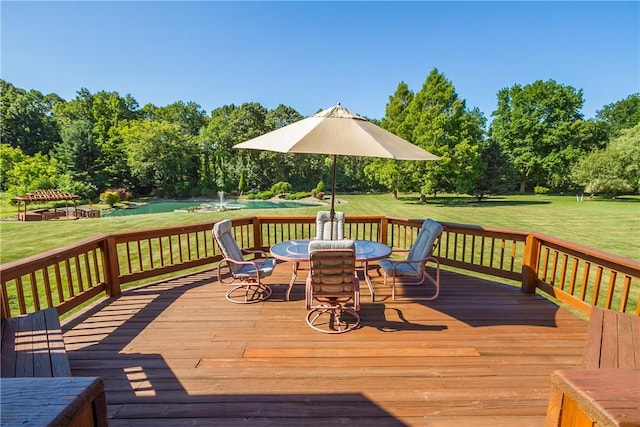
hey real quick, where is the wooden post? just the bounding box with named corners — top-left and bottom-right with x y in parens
top-left (522, 233), bottom-right (540, 294)
top-left (380, 216), bottom-right (389, 245)
top-left (102, 236), bottom-right (122, 298)
top-left (252, 217), bottom-right (263, 251)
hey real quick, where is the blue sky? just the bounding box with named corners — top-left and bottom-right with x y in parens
top-left (2, 1), bottom-right (638, 122)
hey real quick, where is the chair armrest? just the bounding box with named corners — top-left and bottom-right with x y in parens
top-left (387, 255), bottom-right (439, 274)
top-left (241, 249), bottom-right (269, 259)
top-left (217, 257), bottom-right (263, 283)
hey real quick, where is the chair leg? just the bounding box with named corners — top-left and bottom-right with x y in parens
top-left (390, 262), bottom-right (440, 301)
top-left (225, 282), bottom-right (272, 304)
top-left (306, 305), bottom-right (360, 334)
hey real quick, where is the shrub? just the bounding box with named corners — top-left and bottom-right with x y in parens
top-left (585, 178), bottom-right (633, 196)
top-left (316, 191), bottom-right (325, 200)
top-left (534, 186), bottom-right (549, 195)
top-left (284, 192), bottom-right (311, 200)
top-left (100, 191), bottom-right (121, 207)
top-left (310, 188), bottom-right (317, 197)
top-left (255, 190), bottom-right (274, 200)
top-left (270, 181), bottom-right (292, 195)
top-left (316, 181), bottom-right (325, 193)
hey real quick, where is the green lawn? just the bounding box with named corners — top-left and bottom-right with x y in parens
top-left (1, 194), bottom-right (639, 264)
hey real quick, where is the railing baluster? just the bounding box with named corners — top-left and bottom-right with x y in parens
top-left (126, 242), bottom-right (133, 274)
top-left (604, 270), bottom-right (616, 309)
top-left (92, 249), bottom-right (101, 284)
top-left (84, 252), bottom-right (93, 289)
top-left (137, 240), bottom-right (144, 271)
top-left (585, 265), bottom-right (602, 303)
top-left (559, 254), bottom-right (568, 291)
top-left (490, 238), bottom-right (495, 268)
top-left (569, 258), bottom-right (579, 294)
top-left (65, 259), bottom-right (75, 297)
top-left (75, 256), bottom-right (84, 292)
top-left (541, 248), bottom-right (550, 282)
top-left (54, 263), bottom-right (64, 304)
top-left (29, 272), bottom-right (40, 311)
top-left (16, 277), bottom-right (26, 315)
top-left (42, 266), bottom-right (53, 308)
top-left (580, 262), bottom-right (591, 301)
top-left (550, 250), bottom-right (559, 286)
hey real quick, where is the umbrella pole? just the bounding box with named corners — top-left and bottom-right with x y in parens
top-left (329, 154), bottom-right (338, 240)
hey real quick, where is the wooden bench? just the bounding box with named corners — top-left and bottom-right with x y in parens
top-left (1, 308), bottom-right (72, 377)
top-left (1, 308), bottom-right (108, 426)
top-left (546, 308), bottom-right (640, 426)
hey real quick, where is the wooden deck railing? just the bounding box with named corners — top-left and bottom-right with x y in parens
top-left (1, 215), bottom-right (638, 319)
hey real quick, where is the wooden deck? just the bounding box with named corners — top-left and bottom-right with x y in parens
top-left (61, 263), bottom-right (589, 426)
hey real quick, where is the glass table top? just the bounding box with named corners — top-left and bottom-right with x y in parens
top-left (270, 239), bottom-right (391, 261)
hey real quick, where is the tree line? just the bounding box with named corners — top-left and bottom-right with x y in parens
top-left (1, 69), bottom-right (638, 204)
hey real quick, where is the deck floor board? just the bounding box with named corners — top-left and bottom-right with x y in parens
top-left (62, 266), bottom-right (587, 426)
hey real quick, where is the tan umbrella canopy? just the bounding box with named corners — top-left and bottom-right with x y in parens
top-left (234, 103), bottom-right (440, 236)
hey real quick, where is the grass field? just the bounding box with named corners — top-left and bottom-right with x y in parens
top-left (1, 193), bottom-right (638, 265)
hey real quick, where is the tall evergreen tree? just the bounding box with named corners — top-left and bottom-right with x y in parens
top-left (365, 82), bottom-right (417, 197)
top-left (401, 69), bottom-right (485, 199)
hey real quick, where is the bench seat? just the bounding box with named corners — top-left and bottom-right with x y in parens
top-left (582, 307), bottom-right (640, 369)
top-left (1, 307), bottom-right (71, 378)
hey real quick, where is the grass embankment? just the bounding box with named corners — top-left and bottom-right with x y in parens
top-left (1, 194), bottom-right (638, 264)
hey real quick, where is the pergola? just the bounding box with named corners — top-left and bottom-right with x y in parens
top-left (13, 189), bottom-right (80, 221)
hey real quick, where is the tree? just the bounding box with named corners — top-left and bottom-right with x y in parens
top-left (0, 144), bottom-right (26, 191)
top-left (4, 152), bottom-right (60, 197)
top-left (470, 138), bottom-right (514, 200)
top-left (490, 79), bottom-right (586, 192)
top-left (365, 82), bottom-right (417, 197)
top-left (0, 80), bottom-right (61, 155)
top-left (571, 123), bottom-right (640, 196)
top-left (143, 101), bottom-right (207, 137)
top-left (53, 120), bottom-right (100, 178)
top-left (120, 120), bottom-right (200, 197)
top-left (52, 120), bottom-right (101, 198)
top-left (400, 69), bottom-right (485, 199)
top-left (596, 93), bottom-right (640, 139)
top-left (53, 88), bottom-right (140, 190)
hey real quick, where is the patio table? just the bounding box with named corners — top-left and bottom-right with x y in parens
top-left (270, 239), bottom-right (391, 302)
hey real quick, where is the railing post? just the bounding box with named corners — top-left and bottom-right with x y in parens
top-left (102, 236), bottom-right (122, 298)
top-left (252, 217), bottom-right (263, 251)
top-left (522, 233), bottom-right (540, 294)
top-left (380, 216), bottom-right (389, 245)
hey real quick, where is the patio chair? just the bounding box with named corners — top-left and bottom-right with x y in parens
top-left (315, 210), bottom-right (345, 240)
top-left (212, 219), bottom-right (275, 304)
top-left (379, 219), bottom-right (443, 301)
top-left (305, 239), bottom-right (360, 333)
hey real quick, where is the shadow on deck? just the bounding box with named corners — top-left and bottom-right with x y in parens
top-left (61, 264), bottom-right (588, 426)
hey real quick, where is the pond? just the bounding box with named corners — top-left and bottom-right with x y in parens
top-left (102, 200), bottom-right (316, 217)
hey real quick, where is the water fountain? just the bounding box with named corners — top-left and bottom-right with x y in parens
top-left (194, 191), bottom-right (242, 213)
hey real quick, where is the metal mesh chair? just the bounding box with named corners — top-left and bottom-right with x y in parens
top-left (212, 220), bottom-right (275, 304)
top-left (315, 211), bottom-right (345, 240)
top-left (305, 239), bottom-right (360, 333)
top-left (379, 219), bottom-right (443, 301)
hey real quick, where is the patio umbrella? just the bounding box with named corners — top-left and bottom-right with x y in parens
top-left (233, 103), bottom-right (440, 237)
